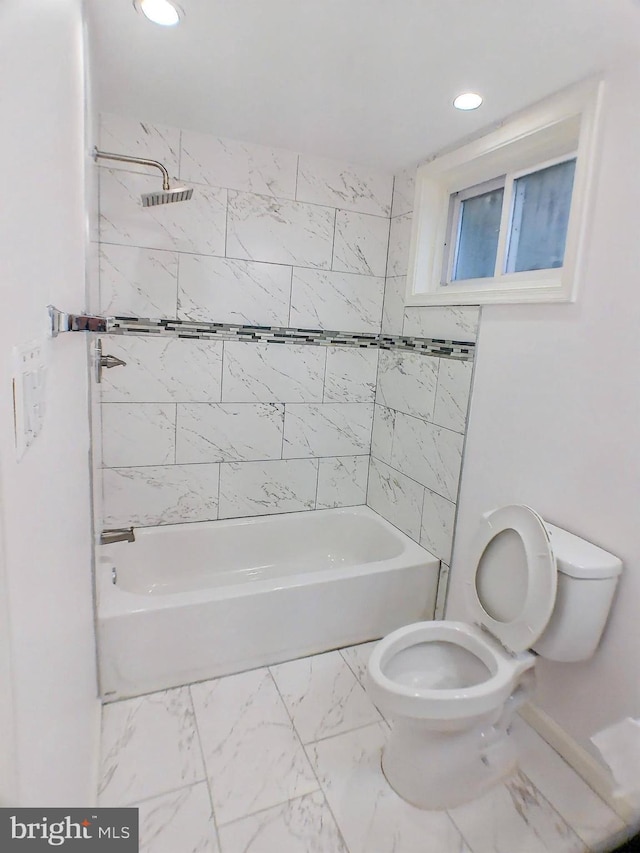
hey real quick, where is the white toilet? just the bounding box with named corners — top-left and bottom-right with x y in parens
top-left (366, 504), bottom-right (622, 810)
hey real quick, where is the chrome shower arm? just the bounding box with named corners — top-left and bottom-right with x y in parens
top-left (93, 147), bottom-right (171, 190)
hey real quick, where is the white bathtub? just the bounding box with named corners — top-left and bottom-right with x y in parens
top-left (97, 506), bottom-right (439, 701)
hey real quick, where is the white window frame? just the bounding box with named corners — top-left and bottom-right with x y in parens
top-left (406, 80), bottom-right (604, 306)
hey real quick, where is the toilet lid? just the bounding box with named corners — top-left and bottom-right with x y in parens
top-left (465, 505), bottom-right (557, 653)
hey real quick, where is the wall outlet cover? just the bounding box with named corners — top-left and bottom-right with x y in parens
top-left (12, 341), bottom-right (47, 460)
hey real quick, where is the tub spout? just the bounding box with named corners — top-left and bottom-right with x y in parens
top-left (101, 527), bottom-right (135, 545)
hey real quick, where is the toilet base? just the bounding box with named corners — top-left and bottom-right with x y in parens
top-left (381, 716), bottom-right (518, 810)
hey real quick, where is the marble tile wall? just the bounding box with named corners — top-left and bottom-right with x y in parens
top-left (368, 168), bottom-right (479, 563)
top-left (95, 114), bottom-right (393, 527)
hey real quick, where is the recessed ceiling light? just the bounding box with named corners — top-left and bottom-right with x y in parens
top-left (134, 0), bottom-right (182, 26)
top-left (453, 93), bottom-right (483, 111)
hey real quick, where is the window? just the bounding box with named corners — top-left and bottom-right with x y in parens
top-left (407, 81), bottom-right (603, 305)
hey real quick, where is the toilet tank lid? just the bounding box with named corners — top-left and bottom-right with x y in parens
top-left (546, 524), bottom-right (623, 579)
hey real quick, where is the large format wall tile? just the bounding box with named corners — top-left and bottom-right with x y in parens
top-left (332, 210), bottom-right (389, 277)
top-left (95, 115), bottom-right (477, 537)
top-left (433, 358), bottom-right (474, 433)
top-left (391, 166), bottom-right (416, 218)
top-left (290, 268), bottom-right (384, 333)
top-left (376, 350), bottom-right (438, 420)
top-left (323, 347), bottom-right (378, 403)
top-left (180, 131), bottom-right (298, 198)
top-left (370, 405), bottom-right (395, 465)
top-left (100, 169), bottom-right (227, 256)
top-left (420, 488), bottom-right (456, 564)
top-left (219, 459), bottom-right (318, 518)
top-left (102, 403), bottom-right (176, 468)
top-left (103, 464), bottom-right (220, 528)
top-left (386, 212), bottom-right (413, 277)
top-left (222, 342), bottom-right (325, 403)
top-left (190, 669), bottom-right (318, 824)
top-left (381, 275), bottom-right (406, 336)
top-left (366, 458), bottom-right (423, 541)
top-left (403, 305), bottom-right (480, 342)
top-left (297, 155), bottom-right (393, 217)
top-left (99, 244), bottom-right (178, 318)
top-left (99, 113), bottom-right (181, 178)
top-left (391, 412), bottom-right (463, 501)
top-left (316, 456), bottom-right (369, 509)
top-left (226, 192), bottom-right (335, 268)
top-left (100, 336), bottom-right (223, 403)
top-left (176, 403), bottom-right (284, 464)
top-left (177, 254), bottom-right (291, 326)
top-left (283, 403), bottom-right (373, 458)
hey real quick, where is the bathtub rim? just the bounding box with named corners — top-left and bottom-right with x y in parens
top-left (97, 505), bottom-right (438, 617)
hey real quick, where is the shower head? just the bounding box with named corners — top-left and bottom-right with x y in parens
top-left (93, 147), bottom-right (194, 206)
top-left (141, 185), bottom-right (194, 207)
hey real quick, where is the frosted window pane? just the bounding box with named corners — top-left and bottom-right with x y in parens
top-left (453, 188), bottom-right (504, 281)
top-left (506, 159), bottom-right (576, 273)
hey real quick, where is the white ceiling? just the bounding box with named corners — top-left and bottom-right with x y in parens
top-left (86, 0), bottom-right (640, 173)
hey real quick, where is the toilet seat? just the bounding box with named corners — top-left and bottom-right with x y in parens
top-left (367, 505), bottom-right (557, 723)
top-left (466, 505), bottom-right (557, 653)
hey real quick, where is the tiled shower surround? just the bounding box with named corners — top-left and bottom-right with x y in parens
top-left (94, 114), bottom-right (478, 566)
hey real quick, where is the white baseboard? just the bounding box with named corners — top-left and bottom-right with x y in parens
top-left (520, 702), bottom-right (638, 826)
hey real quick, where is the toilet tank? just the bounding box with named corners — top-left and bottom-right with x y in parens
top-left (532, 524), bottom-right (622, 662)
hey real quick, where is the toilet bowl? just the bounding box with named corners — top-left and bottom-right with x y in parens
top-left (366, 504), bottom-right (622, 810)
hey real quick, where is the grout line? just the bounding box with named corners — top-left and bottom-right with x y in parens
top-left (280, 404), bottom-right (286, 460)
top-left (173, 403), bottom-right (178, 464)
top-left (321, 346), bottom-right (329, 404)
top-left (174, 252), bottom-right (181, 319)
top-left (369, 451), bottom-right (454, 505)
top-left (301, 718), bottom-right (385, 747)
top-left (417, 482), bottom-right (427, 545)
top-left (99, 163), bottom-right (389, 217)
top-left (223, 189), bottom-right (229, 258)
top-left (287, 265), bottom-right (294, 327)
top-left (215, 790), bottom-right (326, 831)
top-left (116, 777), bottom-right (211, 810)
top-left (266, 668), bottom-right (352, 853)
top-left (98, 240), bottom-right (388, 278)
top-left (313, 456), bottom-right (321, 510)
top-left (100, 450), bottom-right (371, 470)
top-left (188, 684), bottom-right (224, 851)
top-left (330, 209), bottom-right (338, 270)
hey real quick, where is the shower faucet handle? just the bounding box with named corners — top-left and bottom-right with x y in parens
top-left (95, 339), bottom-right (127, 383)
top-left (100, 354), bottom-right (127, 369)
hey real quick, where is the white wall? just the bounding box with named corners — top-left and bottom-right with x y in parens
top-left (0, 0), bottom-right (100, 804)
top-left (447, 58), bottom-right (640, 764)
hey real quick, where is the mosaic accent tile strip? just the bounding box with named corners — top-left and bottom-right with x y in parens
top-left (59, 311), bottom-right (475, 360)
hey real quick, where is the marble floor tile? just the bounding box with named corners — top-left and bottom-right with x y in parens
top-left (448, 769), bottom-right (587, 853)
top-left (99, 687), bottom-right (206, 807)
top-left (307, 724), bottom-right (471, 853)
top-left (270, 651), bottom-right (382, 744)
top-left (340, 641), bottom-right (380, 687)
top-left (218, 791), bottom-right (348, 853)
top-left (134, 783), bottom-right (219, 853)
top-left (512, 717), bottom-right (625, 850)
top-left (190, 668), bottom-right (318, 825)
